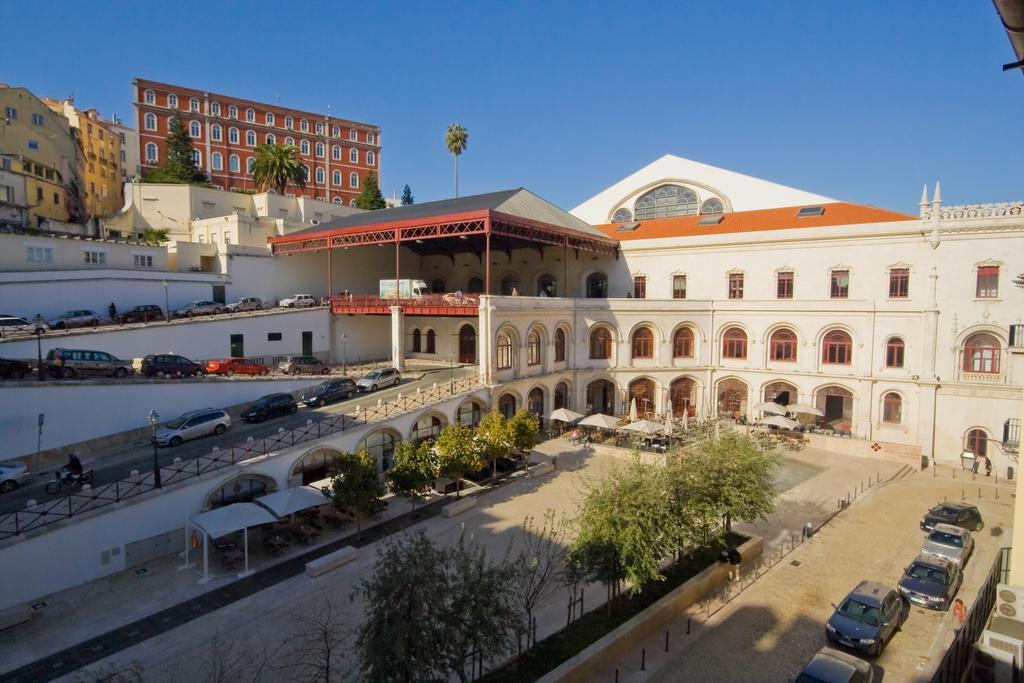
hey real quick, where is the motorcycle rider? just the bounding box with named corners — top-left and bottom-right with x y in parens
top-left (62, 453), bottom-right (84, 481)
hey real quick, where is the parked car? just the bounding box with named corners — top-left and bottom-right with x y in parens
top-left (0, 316), bottom-right (48, 335)
top-left (897, 555), bottom-right (962, 611)
top-left (825, 581), bottom-right (908, 657)
top-left (356, 367), bottom-right (401, 392)
top-left (302, 378), bottom-right (358, 407)
top-left (278, 355), bottom-right (329, 375)
top-left (48, 309), bottom-right (102, 329)
top-left (45, 348), bottom-right (133, 379)
top-left (920, 502), bottom-right (984, 532)
top-left (278, 294), bottom-right (316, 308)
top-left (153, 408), bottom-right (230, 447)
top-left (206, 357), bottom-right (270, 376)
top-left (0, 460), bottom-right (30, 494)
top-left (141, 354), bottom-right (206, 378)
top-left (0, 357), bottom-right (32, 379)
top-left (173, 300), bottom-right (224, 318)
top-left (225, 297), bottom-right (265, 313)
top-left (117, 304), bottom-right (165, 323)
top-left (241, 393), bottom-right (298, 422)
top-left (796, 646), bottom-right (875, 683)
top-left (921, 523), bottom-right (974, 566)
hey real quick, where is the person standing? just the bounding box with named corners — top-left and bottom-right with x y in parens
top-left (727, 547), bottom-right (742, 582)
top-left (984, 455), bottom-right (992, 477)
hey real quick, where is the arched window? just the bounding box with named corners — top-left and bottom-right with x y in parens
top-left (246, 130), bottom-right (256, 146)
top-left (631, 327), bottom-right (654, 359)
top-left (769, 329), bottom-right (797, 362)
top-left (211, 124), bottom-right (222, 141)
top-left (966, 429), bottom-right (988, 458)
top-left (528, 387), bottom-right (544, 422)
top-left (210, 102), bottom-right (221, 116)
top-left (700, 198), bottom-right (725, 214)
top-left (301, 165), bottom-right (310, 180)
top-left (332, 170), bottom-right (341, 186)
top-left (315, 142), bottom-right (325, 158)
top-left (189, 120), bottom-right (201, 138)
top-left (266, 133), bottom-right (276, 144)
top-left (963, 333), bottom-right (1001, 374)
top-left (458, 400), bottom-right (483, 427)
top-left (612, 207), bottom-right (632, 223)
top-left (496, 332), bottom-right (513, 370)
top-left (245, 108), bottom-right (255, 122)
top-left (332, 145), bottom-right (341, 160)
top-left (189, 97), bottom-right (200, 112)
top-left (300, 139), bottom-right (310, 154)
top-left (291, 449), bottom-right (341, 485)
top-left (467, 276), bottom-right (484, 294)
top-left (284, 137), bottom-right (294, 146)
top-left (554, 328), bottom-right (566, 362)
top-left (411, 415), bottom-right (443, 443)
top-left (673, 328), bottom-right (694, 358)
top-left (144, 89), bottom-right (155, 105)
top-left (265, 112), bottom-right (275, 126)
top-left (498, 394), bottom-right (517, 419)
top-left (228, 104), bottom-right (238, 119)
top-left (586, 379), bottom-right (616, 415)
top-left (246, 157), bottom-right (255, 173)
top-left (349, 172), bottom-right (359, 188)
top-left (629, 378), bottom-right (656, 417)
top-left (537, 274), bottom-right (556, 297)
top-left (300, 119), bottom-right (309, 132)
top-left (367, 131), bottom-right (376, 144)
top-left (284, 116), bottom-right (294, 130)
top-left (145, 142), bottom-right (158, 163)
top-left (882, 392), bottom-right (902, 424)
top-left (412, 329), bottom-right (421, 353)
top-left (229, 154), bottom-right (240, 173)
top-left (167, 94), bottom-right (178, 109)
top-left (590, 327), bottom-right (613, 359)
top-left (367, 150), bottom-right (376, 165)
top-left (360, 430), bottom-right (397, 470)
top-left (143, 112), bottom-right (157, 131)
top-left (332, 125), bottom-right (340, 137)
top-left (586, 272), bottom-right (608, 298)
top-left (349, 148), bottom-right (358, 163)
top-left (500, 274), bottom-right (519, 296)
top-left (333, 197), bottom-right (342, 204)
top-left (633, 184), bottom-right (699, 220)
top-left (190, 149), bottom-right (202, 167)
top-left (208, 476), bottom-right (270, 509)
top-left (670, 377), bottom-right (696, 416)
top-left (527, 330), bottom-right (542, 366)
top-left (315, 168), bottom-right (325, 184)
top-left (211, 152), bottom-right (223, 171)
top-left (316, 122), bottom-right (324, 135)
top-left (554, 381), bottom-right (570, 410)
top-left (426, 329), bottom-right (436, 354)
top-left (822, 330), bottom-right (853, 365)
top-left (722, 328), bottom-right (747, 359)
top-left (885, 337), bottom-right (905, 368)
top-left (228, 127), bottom-right (239, 144)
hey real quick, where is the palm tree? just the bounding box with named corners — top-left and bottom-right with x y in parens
top-left (444, 123), bottom-right (469, 198)
top-left (251, 143), bottom-right (307, 195)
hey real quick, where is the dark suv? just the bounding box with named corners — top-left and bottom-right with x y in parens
top-left (919, 502), bottom-right (984, 532)
top-left (278, 355), bottom-right (329, 375)
top-left (302, 378), bottom-right (357, 407)
top-left (826, 581), bottom-right (908, 657)
top-left (241, 393), bottom-right (298, 422)
top-left (141, 354), bottom-right (206, 378)
top-left (45, 348), bottom-right (133, 379)
top-left (118, 305), bottom-right (165, 324)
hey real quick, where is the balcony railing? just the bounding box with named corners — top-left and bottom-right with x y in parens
top-left (331, 293), bottom-right (479, 316)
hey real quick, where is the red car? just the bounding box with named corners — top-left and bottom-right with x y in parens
top-left (206, 357), bottom-right (270, 377)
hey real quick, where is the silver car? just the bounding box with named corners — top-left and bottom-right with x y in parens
top-left (225, 297), bottom-right (265, 312)
top-left (356, 367), bottom-right (401, 392)
top-left (0, 460), bottom-right (30, 494)
top-left (921, 523), bottom-right (974, 566)
top-left (49, 309), bottom-right (102, 329)
top-left (173, 300), bottom-right (224, 318)
top-left (153, 408), bottom-right (230, 447)
top-left (0, 316), bottom-right (48, 335)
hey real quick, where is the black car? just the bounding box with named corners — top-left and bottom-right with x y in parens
top-left (118, 305), bottom-right (165, 324)
top-left (302, 378), bottom-right (357, 407)
top-left (141, 354), bottom-right (206, 378)
top-left (920, 502), bottom-right (984, 532)
top-left (897, 555), bottom-right (962, 611)
top-left (241, 393), bottom-right (298, 422)
top-left (825, 581), bottom-right (909, 657)
top-left (0, 357), bottom-right (32, 380)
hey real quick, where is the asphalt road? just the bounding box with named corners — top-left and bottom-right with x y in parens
top-left (1, 364), bottom-right (477, 514)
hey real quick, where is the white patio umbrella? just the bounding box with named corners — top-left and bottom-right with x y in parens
top-left (619, 419), bottom-right (665, 436)
top-left (255, 485), bottom-right (330, 518)
top-left (664, 401), bottom-right (674, 435)
top-left (759, 415), bottom-right (799, 430)
top-left (787, 403), bottom-right (824, 417)
top-left (629, 398), bottom-right (638, 422)
top-left (549, 408), bottom-right (584, 423)
top-left (752, 401), bottom-right (788, 415)
top-left (579, 413), bottom-right (620, 429)
top-left (681, 408), bottom-right (689, 431)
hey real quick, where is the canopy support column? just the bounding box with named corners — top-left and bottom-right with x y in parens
top-left (199, 532), bottom-right (210, 584)
top-left (391, 306), bottom-right (405, 372)
top-left (484, 218), bottom-right (491, 296)
top-left (327, 248), bottom-right (333, 299)
top-left (239, 528), bottom-right (252, 578)
top-left (562, 236), bottom-right (568, 297)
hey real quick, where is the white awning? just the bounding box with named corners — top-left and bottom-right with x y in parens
top-left (549, 408), bottom-right (584, 423)
top-left (192, 502), bottom-right (279, 540)
top-left (255, 485), bottom-right (331, 518)
top-left (579, 413), bottom-right (620, 429)
top-left (759, 415), bottom-right (799, 430)
top-left (618, 419), bottom-right (665, 435)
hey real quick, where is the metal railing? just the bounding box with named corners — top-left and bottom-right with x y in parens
top-left (0, 374), bottom-right (482, 540)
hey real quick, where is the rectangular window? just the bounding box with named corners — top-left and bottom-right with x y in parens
top-left (633, 275), bottom-right (646, 299)
top-left (672, 274), bottom-right (687, 299)
top-left (84, 251), bottom-right (106, 265)
top-left (977, 266), bottom-right (999, 298)
top-left (888, 268), bottom-right (909, 298)
top-left (36, 187), bottom-right (43, 201)
top-left (28, 140), bottom-right (39, 150)
top-left (776, 271), bottom-right (794, 299)
top-left (133, 254), bottom-right (153, 267)
top-left (267, 332), bottom-right (282, 342)
top-left (0, 184), bottom-right (11, 202)
top-left (728, 273), bottom-right (744, 299)
top-left (53, 192), bottom-right (60, 204)
top-left (830, 270), bottom-right (849, 298)
top-left (4, 106), bottom-right (15, 119)
top-left (32, 113), bottom-right (44, 126)
top-left (26, 247), bottom-right (53, 263)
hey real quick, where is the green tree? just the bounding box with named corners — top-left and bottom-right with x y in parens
top-left (434, 424), bottom-right (484, 497)
top-left (251, 143), bottom-right (307, 195)
top-left (387, 439), bottom-right (436, 511)
top-left (400, 184), bottom-right (414, 205)
top-left (507, 408), bottom-right (540, 454)
top-left (325, 449), bottom-right (385, 538)
top-left (142, 113), bottom-right (207, 185)
top-left (474, 410), bottom-right (511, 485)
top-left (444, 123), bottom-right (469, 197)
top-left (140, 227), bottom-right (168, 245)
top-left (356, 530), bottom-right (450, 682)
top-left (355, 172), bottom-right (387, 210)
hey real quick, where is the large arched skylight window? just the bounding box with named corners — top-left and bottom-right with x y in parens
top-left (633, 184), bottom-right (699, 220)
top-left (700, 198), bottom-right (725, 214)
top-left (612, 207), bottom-right (632, 223)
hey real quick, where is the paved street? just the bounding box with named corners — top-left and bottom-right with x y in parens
top-left (0, 363), bottom-right (477, 514)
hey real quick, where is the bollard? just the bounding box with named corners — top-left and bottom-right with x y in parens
top-left (615, 669), bottom-right (619, 683)
top-left (979, 487), bottom-right (982, 500)
top-left (861, 481), bottom-right (864, 493)
top-left (641, 648), bottom-right (646, 671)
top-left (996, 487), bottom-right (1000, 500)
top-left (665, 629), bottom-right (669, 652)
top-left (962, 488), bottom-right (965, 501)
top-left (687, 617), bottom-right (692, 634)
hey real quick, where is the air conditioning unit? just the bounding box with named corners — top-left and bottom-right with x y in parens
top-left (995, 584), bottom-right (1024, 622)
top-left (972, 640), bottom-right (1017, 683)
top-left (982, 627), bottom-right (1024, 667)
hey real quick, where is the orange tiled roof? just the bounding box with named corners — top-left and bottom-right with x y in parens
top-left (595, 202), bottom-right (915, 241)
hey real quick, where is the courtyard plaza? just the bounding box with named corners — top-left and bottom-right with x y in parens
top-left (0, 435), bottom-right (922, 682)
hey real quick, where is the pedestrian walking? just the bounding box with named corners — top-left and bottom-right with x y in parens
top-left (727, 547), bottom-right (742, 582)
top-left (985, 455), bottom-right (992, 477)
top-left (108, 302), bottom-right (117, 320)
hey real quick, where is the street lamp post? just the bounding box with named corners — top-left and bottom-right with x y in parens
top-left (148, 410), bottom-right (162, 489)
top-left (162, 279), bottom-right (170, 323)
top-left (35, 325), bottom-right (45, 381)
top-left (449, 347), bottom-right (455, 392)
top-left (341, 333), bottom-right (347, 375)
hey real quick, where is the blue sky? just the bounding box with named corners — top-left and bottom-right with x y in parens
top-left (3, 1), bottom-right (1021, 213)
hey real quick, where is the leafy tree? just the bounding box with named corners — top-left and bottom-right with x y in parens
top-left (444, 123), bottom-right (469, 197)
top-left (400, 184), bottom-right (414, 205)
top-left (142, 113), bottom-right (207, 185)
top-left (140, 227), bottom-right (168, 245)
top-left (357, 530), bottom-right (450, 682)
top-left (507, 408), bottom-right (540, 454)
top-left (354, 172), bottom-right (387, 210)
top-left (434, 424), bottom-right (484, 497)
top-left (325, 449), bottom-right (385, 538)
top-left (251, 143), bottom-right (307, 195)
top-left (474, 410), bottom-right (511, 485)
top-left (387, 439), bottom-right (436, 510)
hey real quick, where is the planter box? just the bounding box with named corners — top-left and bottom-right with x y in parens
top-left (305, 546), bottom-right (358, 577)
top-left (442, 497), bottom-right (477, 518)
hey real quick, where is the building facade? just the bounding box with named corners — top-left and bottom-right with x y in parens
top-left (110, 117), bottom-right (139, 185)
top-left (133, 78), bottom-right (381, 205)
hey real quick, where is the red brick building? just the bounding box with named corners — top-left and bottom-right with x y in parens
top-left (133, 78), bottom-right (381, 205)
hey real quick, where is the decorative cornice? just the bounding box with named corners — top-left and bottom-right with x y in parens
top-left (922, 202), bottom-right (1024, 220)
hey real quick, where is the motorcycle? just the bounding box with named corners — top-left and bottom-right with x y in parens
top-left (44, 466), bottom-right (95, 494)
